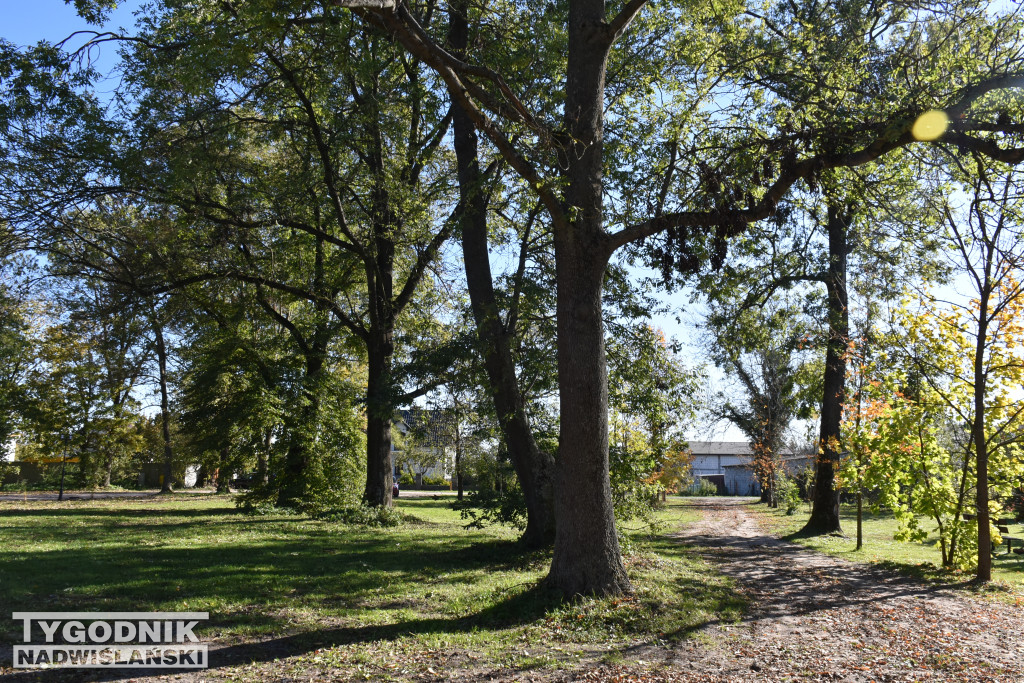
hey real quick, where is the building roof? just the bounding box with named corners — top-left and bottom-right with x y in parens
top-left (686, 441), bottom-right (753, 456)
top-left (396, 409), bottom-right (455, 449)
top-left (688, 441), bottom-right (798, 457)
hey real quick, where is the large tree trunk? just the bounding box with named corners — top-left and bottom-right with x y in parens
top-left (545, 0), bottom-right (631, 596)
top-left (802, 202), bottom-right (851, 534)
top-left (154, 322), bottom-right (174, 494)
top-left (547, 242), bottom-right (629, 595)
top-left (446, 0), bottom-right (556, 548)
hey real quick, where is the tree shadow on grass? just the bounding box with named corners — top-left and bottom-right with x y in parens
top-left (1, 581), bottom-right (567, 683)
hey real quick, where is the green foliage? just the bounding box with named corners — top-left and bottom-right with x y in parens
top-left (310, 504), bottom-right (405, 528)
top-left (456, 482), bottom-right (528, 532)
top-left (776, 472), bottom-right (801, 515)
top-left (679, 478), bottom-right (720, 497)
top-left (606, 322), bottom-right (704, 520)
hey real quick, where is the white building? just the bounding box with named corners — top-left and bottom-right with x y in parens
top-left (392, 409), bottom-right (455, 486)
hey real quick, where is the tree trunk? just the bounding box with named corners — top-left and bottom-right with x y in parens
top-left (216, 446), bottom-right (232, 493)
top-left (547, 242), bottom-right (629, 596)
top-left (447, 0), bottom-right (555, 547)
top-left (277, 350), bottom-right (324, 508)
top-left (258, 428), bottom-right (271, 485)
top-left (545, 1), bottom-right (631, 596)
top-left (154, 321), bottom-right (174, 494)
top-left (802, 202), bottom-right (851, 535)
top-left (455, 420), bottom-right (464, 501)
top-left (363, 338), bottom-right (394, 507)
top-left (974, 291), bottom-right (992, 582)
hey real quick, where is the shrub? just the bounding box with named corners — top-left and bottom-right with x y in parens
top-left (311, 504), bottom-right (404, 527)
top-left (421, 474), bottom-right (450, 488)
top-left (776, 472), bottom-right (801, 515)
top-left (679, 478), bottom-right (719, 496)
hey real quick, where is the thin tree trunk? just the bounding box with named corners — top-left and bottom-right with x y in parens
top-left (277, 350), bottom-right (324, 508)
top-left (216, 446), bottom-right (232, 493)
top-left (258, 428), bottom-right (271, 485)
top-left (974, 292), bottom-right (992, 582)
top-left (154, 321), bottom-right (174, 494)
top-left (446, 0), bottom-right (555, 547)
top-left (803, 202), bottom-right (851, 535)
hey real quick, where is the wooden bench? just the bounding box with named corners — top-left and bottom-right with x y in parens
top-left (1000, 536), bottom-right (1023, 554)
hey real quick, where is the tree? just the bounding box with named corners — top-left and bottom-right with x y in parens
top-left (329, 0), bottom-right (1020, 595)
top-left (607, 323), bottom-right (701, 519)
top-left (896, 160), bottom-right (1024, 581)
top-left (0, 256), bottom-right (34, 447)
top-left (22, 306), bottom-right (146, 489)
top-left (705, 301), bottom-right (816, 507)
top-left (446, 0), bottom-right (558, 547)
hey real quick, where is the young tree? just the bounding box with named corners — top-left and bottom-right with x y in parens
top-left (898, 161), bottom-right (1024, 581)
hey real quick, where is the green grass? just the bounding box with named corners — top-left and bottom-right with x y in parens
top-left (0, 493), bottom-right (742, 677)
top-left (755, 501), bottom-right (1024, 591)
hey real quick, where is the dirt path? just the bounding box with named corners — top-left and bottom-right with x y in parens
top-left (654, 497), bottom-right (1024, 682)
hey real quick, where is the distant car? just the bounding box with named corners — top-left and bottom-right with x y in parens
top-left (392, 480), bottom-right (400, 498)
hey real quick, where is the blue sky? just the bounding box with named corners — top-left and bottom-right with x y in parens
top-left (3, 0), bottom-right (142, 70)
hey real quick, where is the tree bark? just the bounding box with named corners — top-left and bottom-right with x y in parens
top-left (446, 0), bottom-right (556, 548)
top-left (216, 446), bottom-right (232, 493)
top-left (277, 348), bottom-right (324, 508)
top-left (547, 240), bottom-right (630, 595)
top-left (543, 0), bottom-right (632, 596)
top-left (363, 334), bottom-right (395, 507)
top-left (154, 321), bottom-right (174, 494)
top-left (974, 290), bottom-right (992, 582)
top-left (258, 428), bottom-right (271, 485)
top-left (802, 202), bottom-right (851, 535)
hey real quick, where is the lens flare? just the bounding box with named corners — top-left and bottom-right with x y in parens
top-left (911, 110), bottom-right (950, 141)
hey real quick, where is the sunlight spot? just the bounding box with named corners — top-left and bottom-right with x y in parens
top-left (911, 110), bottom-right (949, 141)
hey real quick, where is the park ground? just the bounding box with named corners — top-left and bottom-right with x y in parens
top-left (0, 494), bottom-right (1022, 682)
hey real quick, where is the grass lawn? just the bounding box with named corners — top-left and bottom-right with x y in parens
top-left (0, 493), bottom-right (744, 678)
top-left (755, 501), bottom-right (1024, 593)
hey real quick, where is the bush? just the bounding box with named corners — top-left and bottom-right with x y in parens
top-left (454, 484), bottom-right (527, 531)
top-left (679, 478), bottom-right (719, 496)
top-left (776, 472), bottom-right (801, 515)
top-left (235, 490), bottom-right (302, 516)
top-left (311, 504), bottom-right (404, 527)
top-left (421, 475), bottom-right (450, 488)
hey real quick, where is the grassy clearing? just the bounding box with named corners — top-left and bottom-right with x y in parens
top-left (754, 501), bottom-right (1024, 594)
top-left (0, 493), bottom-right (743, 678)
